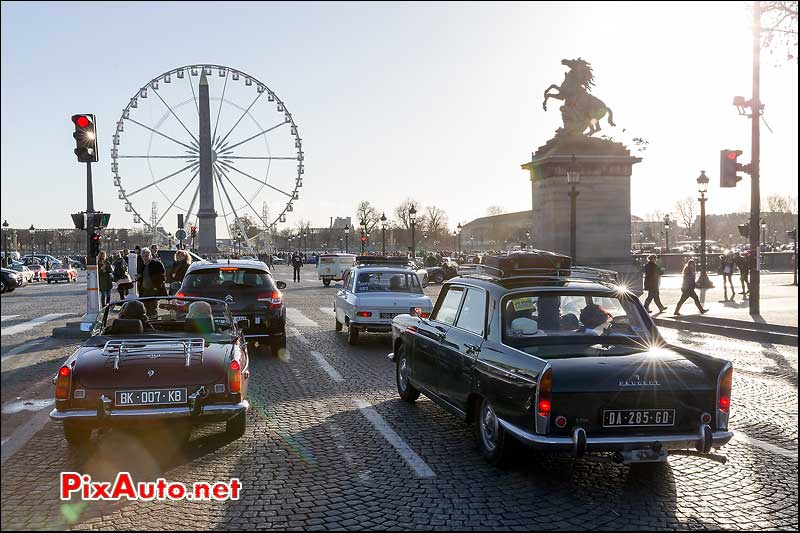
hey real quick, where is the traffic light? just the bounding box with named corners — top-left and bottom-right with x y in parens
top-left (71, 114), bottom-right (99, 163)
top-left (190, 226), bottom-right (197, 238)
top-left (788, 229), bottom-right (797, 240)
top-left (177, 214), bottom-right (184, 229)
top-left (361, 236), bottom-right (367, 243)
top-left (89, 231), bottom-right (101, 257)
top-left (720, 149), bottom-right (743, 187)
top-left (738, 223), bottom-right (750, 238)
top-left (91, 212), bottom-right (111, 228)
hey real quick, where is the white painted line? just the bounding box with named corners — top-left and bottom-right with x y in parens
top-left (353, 398), bottom-right (435, 478)
top-left (1, 313), bottom-right (70, 336)
top-left (1, 337), bottom-right (48, 361)
top-left (2, 398), bottom-right (54, 414)
top-left (0, 406), bottom-right (53, 465)
top-left (287, 326), bottom-right (309, 346)
top-left (733, 430), bottom-right (798, 460)
top-left (310, 351), bottom-right (343, 382)
top-left (1, 315), bottom-right (20, 322)
top-left (286, 308), bottom-right (319, 328)
top-left (319, 307), bottom-right (336, 317)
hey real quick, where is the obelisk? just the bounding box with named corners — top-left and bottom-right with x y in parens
top-left (197, 70), bottom-right (217, 255)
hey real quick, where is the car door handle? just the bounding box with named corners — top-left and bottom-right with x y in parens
top-left (464, 343), bottom-right (481, 354)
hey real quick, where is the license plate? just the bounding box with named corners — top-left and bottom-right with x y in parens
top-left (233, 316), bottom-right (247, 323)
top-left (115, 388), bottom-right (187, 407)
top-left (380, 312), bottom-right (398, 319)
top-left (602, 409), bottom-right (675, 427)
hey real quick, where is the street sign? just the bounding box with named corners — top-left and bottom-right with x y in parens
top-left (175, 229), bottom-right (187, 241)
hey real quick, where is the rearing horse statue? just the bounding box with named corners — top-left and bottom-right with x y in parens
top-left (542, 58), bottom-right (615, 136)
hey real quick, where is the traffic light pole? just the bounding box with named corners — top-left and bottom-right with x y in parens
top-left (749, 0), bottom-right (762, 316)
top-left (81, 161), bottom-right (100, 331)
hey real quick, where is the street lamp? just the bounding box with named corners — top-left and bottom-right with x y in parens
top-left (696, 170), bottom-right (714, 288)
top-left (236, 231), bottom-right (242, 256)
top-left (456, 222), bottom-right (462, 254)
top-left (344, 225), bottom-right (350, 254)
top-left (380, 212), bottom-right (387, 255)
top-left (525, 230), bottom-right (530, 250)
top-left (2, 220), bottom-right (8, 266)
top-left (359, 218), bottom-right (367, 254)
top-left (567, 155), bottom-right (581, 261)
top-left (664, 215), bottom-right (671, 253)
top-left (409, 205), bottom-right (417, 260)
top-left (29, 225), bottom-right (35, 257)
top-left (760, 218), bottom-right (767, 251)
top-left (303, 231), bottom-right (308, 254)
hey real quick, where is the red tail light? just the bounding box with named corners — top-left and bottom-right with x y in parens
top-left (357, 311), bottom-right (372, 317)
top-left (229, 359), bottom-right (242, 393)
top-left (718, 367), bottom-right (733, 413)
top-left (175, 291), bottom-right (186, 299)
top-left (537, 368), bottom-right (552, 417)
top-left (257, 291), bottom-right (283, 309)
top-left (55, 366), bottom-right (71, 400)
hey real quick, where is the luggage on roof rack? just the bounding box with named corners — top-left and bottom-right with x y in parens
top-left (478, 250), bottom-right (572, 278)
top-left (355, 255), bottom-right (411, 266)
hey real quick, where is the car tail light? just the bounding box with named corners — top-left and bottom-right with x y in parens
top-left (357, 311), bottom-right (372, 318)
top-left (257, 291), bottom-right (283, 309)
top-left (55, 366), bottom-right (71, 400)
top-left (555, 415), bottom-right (567, 428)
top-left (537, 368), bottom-right (552, 417)
top-left (228, 360), bottom-right (242, 393)
top-left (718, 366), bottom-right (732, 414)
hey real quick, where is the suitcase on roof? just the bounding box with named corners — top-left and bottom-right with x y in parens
top-left (479, 250), bottom-right (572, 278)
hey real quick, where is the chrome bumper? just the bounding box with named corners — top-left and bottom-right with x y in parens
top-left (50, 400), bottom-right (249, 425)
top-left (498, 418), bottom-right (733, 455)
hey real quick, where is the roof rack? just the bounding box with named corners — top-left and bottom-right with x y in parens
top-left (355, 255), bottom-right (411, 266)
top-left (463, 265), bottom-right (618, 284)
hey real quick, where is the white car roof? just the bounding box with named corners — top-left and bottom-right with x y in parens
top-left (186, 259), bottom-right (271, 273)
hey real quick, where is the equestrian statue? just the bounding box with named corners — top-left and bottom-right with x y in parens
top-left (542, 58), bottom-right (615, 137)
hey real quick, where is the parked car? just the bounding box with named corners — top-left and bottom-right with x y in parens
top-left (49, 296), bottom-right (251, 448)
top-left (9, 263), bottom-right (34, 284)
top-left (47, 265), bottom-right (78, 283)
top-left (317, 253), bottom-right (357, 287)
top-left (389, 250), bottom-right (733, 467)
top-left (27, 264), bottom-right (47, 282)
top-left (1, 268), bottom-right (21, 293)
top-left (335, 258), bottom-right (433, 345)
top-left (425, 260), bottom-right (459, 284)
top-left (176, 259), bottom-right (288, 355)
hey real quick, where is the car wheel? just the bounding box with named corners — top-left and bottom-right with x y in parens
top-left (63, 422), bottom-right (91, 448)
top-left (396, 343), bottom-right (420, 403)
top-left (476, 397), bottom-right (515, 466)
top-left (347, 325), bottom-right (359, 345)
top-left (226, 411), bottom-right (246, 439)
top-left (323, 279), bottom-right (331, 287)
top-left (270, 335), bottom-right (287, 357)
top-left (0, 281), bottom-right (5, 293)
top-left (433, 272), bottom-right (444, 284)
top-left (335, 314), bottom-right (343, 332)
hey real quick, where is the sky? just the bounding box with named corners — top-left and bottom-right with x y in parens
top-left (1, 1), bottom-right (797, 238)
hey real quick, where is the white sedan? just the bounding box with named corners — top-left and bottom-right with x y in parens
top-left (334, 266), bottom-right (433, 345)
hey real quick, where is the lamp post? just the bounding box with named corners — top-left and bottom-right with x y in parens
top-left (344, 225), bottom-right (350, 254)
top-left (696, 170), bottom-right (714, 288)
top-left (567, 155), bottom-right (580, 261)
top-left (2, 220), bottom-right (8, 266)
top-left (456, 222), bottom-right (462, 254)
top-left (359, 218), bottom-right (367, 255)
top-left (525, 230), bottom-right (530, 250)
top-left (760, 218), bottom-right (767, 251)
top-left (788, 228), bottom-right (797, 286)
top-left (236, 231), bottom-right (242, 256)
top-left (380, 212), bottom-right (387, 255)
top-left (303, 231), bottom-right (308, 254)
top-left (409, 205), bottom-right (417, 260)
top-left (29, 225), bottom-right (35, 257)
top-left (664, 215), bottom-right (671, 253)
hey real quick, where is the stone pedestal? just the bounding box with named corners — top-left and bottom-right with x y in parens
top-left (521, 135), bottom-right (643, 291)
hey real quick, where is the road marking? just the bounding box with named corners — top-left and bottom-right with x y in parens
top-left (2, 398), bottom-right (54, 414)
top-left (1, 315), bottom-right (20, 322)
top-left (353, 398), bottom-right (435, 478)
top-left (287, 326), bottom-right (308, 345)
top-left (0, 404), bottom-right (53, 465)
top-left (1, 337), bottom-right (48, 361)
top-left (286, 308), bottom-right (318, 328)
top-left (0, 313), bottom-right (70, 336)
top-left (733, 430), bottom-right (798, 459)
top-left (310, 351), bottom-right (343, 382)
top-left (319, 307), bottom-right (336, 317)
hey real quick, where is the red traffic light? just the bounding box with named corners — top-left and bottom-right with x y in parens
top-left (727, 152), bottom-right (737, 160)
top-left (76, 115), bottom-right (90, 128)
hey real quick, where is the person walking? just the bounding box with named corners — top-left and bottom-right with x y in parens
top-left (291, 251), bottom-right (303, 282)
top-left (168, 249), bottom-right (192, 288)
top-left (673, 259), bottom-right (708, 316)
top-left (113, 250), bottom-right (133, 300)
top-left (97, 251), bottom-right (114, 307)
top-left (642, 254), bottom-right (668, 313)
top-left (719, 250), bottom-right (736, 301)
top-left (138, 247), bottom-right (167, 316)
top-left (736, 251), bottom-right (751, 297)
top-left (267, 253), bottom-right (274, 271)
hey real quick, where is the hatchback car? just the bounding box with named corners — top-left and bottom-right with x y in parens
top-left (176, 260), bottom-right (288, 355)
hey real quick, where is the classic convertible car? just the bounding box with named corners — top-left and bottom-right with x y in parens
top-left (389, 251), bottom-right (733, 466)
top-left (50, 296), bottom-right (250, 448)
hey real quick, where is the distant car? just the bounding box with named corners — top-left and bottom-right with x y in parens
top-left (9, 263), bottom-right (34, 284)
top-left (27, 264), bottom-right (47, 282)
top-left (317, 253), bottom-right (357, 287)
top-left (272, 256), bottom-right (287, 265)
top-left (334, 260), bottom-right (433, 345)
top-left (1, 269), bottom-right (20, 293)
top-left (425, 261), bottom-right (459, 284)
top-left (47, 266), bottom-right (78, 283)
top-left (177, 260), bottom-right (288, 355)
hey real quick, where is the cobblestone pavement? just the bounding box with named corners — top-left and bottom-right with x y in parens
top-left (1, 266), bottom-right (797, 530)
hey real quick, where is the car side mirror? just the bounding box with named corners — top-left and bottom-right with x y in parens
top-left (237, 319), bottom-right (251, 330)
top-left (276, 281), bottom-right (287, 290)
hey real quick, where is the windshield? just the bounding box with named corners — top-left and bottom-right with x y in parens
top-left (94, 297), bottom-right (234, 335)
top-left (183, 268), bottom-right (275, 291)
top-left (501, 291), bottom-right (653, 351)
top-left (355, 271), bottom-right (423, 293)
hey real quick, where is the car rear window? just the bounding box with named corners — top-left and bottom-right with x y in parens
top-left (355, 271), bottom-right (422, 293)
top-left (183, 268), bottom-right (274, 290)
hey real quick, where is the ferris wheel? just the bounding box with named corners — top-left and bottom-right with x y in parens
top-left (111, 64), bottom-right (303, 251)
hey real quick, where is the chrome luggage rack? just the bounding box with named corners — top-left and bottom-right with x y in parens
top-left (102, 338), bottom-right (205, 370)
top-left (463, 265), bottom-right (619, 284)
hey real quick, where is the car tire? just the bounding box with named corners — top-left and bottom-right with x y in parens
top-left (323, 279), bottom-right (331, 287)
top-left (335, 314), bottom-right (343, 332)
top-left (226, 412), bottom-right (246, 439)
top-left (475, 397), bottom-right (515, 466)
top-left (270, 335), bottom-right (287, 357)
top-left (396, 343), bottom-right (420, 403)
top-left (433, 272), bottom-right (444, 284)
top-left (63, 422), bottom-right (91, 448)
top-left (0, 281), bottom-right (5, 293)
top-left (347, 325), bottom-right (359, 345)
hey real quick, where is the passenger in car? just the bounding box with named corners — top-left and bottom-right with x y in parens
top-left (115, 300), bottom-right (154, 331)
top-left (185, 301), bottom-right (215, 334)
top-left (389, 275), bottom-right (404, 291)
top-left (578, 303), bottom-right (613, 334)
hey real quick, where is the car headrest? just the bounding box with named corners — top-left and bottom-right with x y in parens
top-left (510, 317), bottom-right (541, 335)
top-left (185, 317), bottom-right (215, 334)
top-left (105, 319), bottom-right (144, 335)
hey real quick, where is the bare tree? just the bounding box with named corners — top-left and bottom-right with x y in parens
top-left (486, 205), bottom-right (505, 217)
top-left (675, 197), bottom-right (697, 239)
top-left (355, 201), bottom-right (381, 234)
top-left (424, 206), bottom-right (449, 240)
top-left (762, 1), bottom-right (798, 63)
top-left (394, 198), bottom-right (426, 230)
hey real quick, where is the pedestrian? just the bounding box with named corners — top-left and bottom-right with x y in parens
top-left (719, 250), bottom-right (736, 300)
top-left (736, 251), bottom-right (751, 297)
top-left (673, 259), bottom-right (708, 316)
top-left (138, 247), bottom-right (167, 316)
top-left (135, 245), bottom-right (144, 290)
top-left (267, 253), bottom-right (274, 271)
top-left (113, 251), bottom-right (133, 300)
top-left (168, 249), bottom-right (192, 287)
top-left (97, 251), bottom-right (114, 307)
top-left (291, 251), bottom-right (303, 282)
top-left (642, 254), bottom-right (668, 313)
